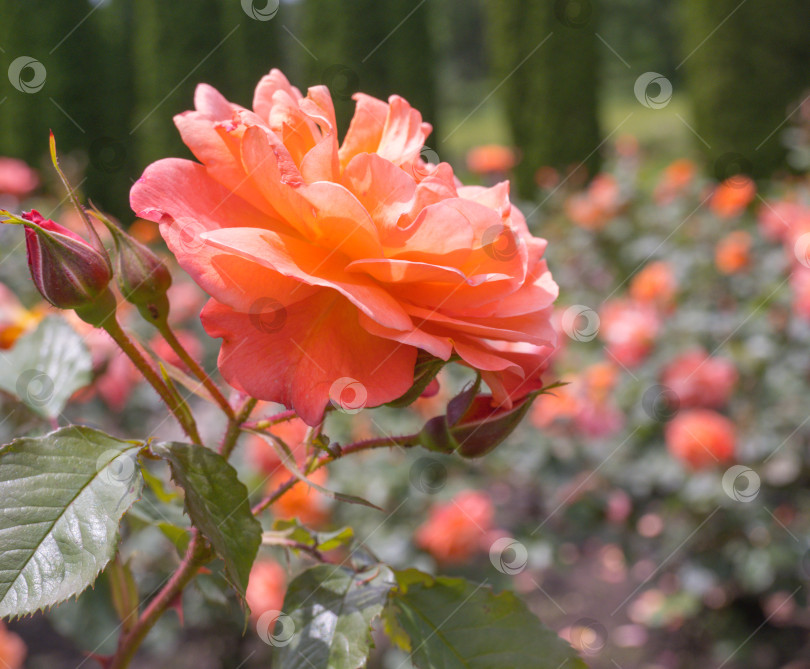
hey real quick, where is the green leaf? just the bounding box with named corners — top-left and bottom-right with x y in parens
top-left (264, 519), bottom-right (354, 554)
top-left (0, 316), bottom-right (92, 418)
top-left (276, 565), bottom-right (395, 669)
top-left (0, 426), bottom-right (143, 618)
top-left (384, 570), bottom-right (586, 669)
top-left (387, 352), bottom-right (447, 408)
top-left (152, 441), bottom-right (261, 599)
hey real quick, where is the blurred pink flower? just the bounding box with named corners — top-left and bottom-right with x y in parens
top-left (757, 200), bottom-right (808, 243)
top-left (0, 157), bottom-right (38, 199)
top-left (599, 299), bottom-right (659, 368)
top-left (564, 174), bottom-right (623, 231)
top-left (415, 490), bottom-right (494, 564)
top-left (790, 267), bottom-right (810, 320)
top-left (661, 348), bottom-right (737, 409)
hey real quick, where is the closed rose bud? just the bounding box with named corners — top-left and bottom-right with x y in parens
top-left (419, 378), bottom-right (537, 457)
top-left (92, 208), bottom-right (172, 322)
top-left (6, 210), bottom-right (112, 311)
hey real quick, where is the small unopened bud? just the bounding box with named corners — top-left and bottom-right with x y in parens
top-left (418, 377), bottom-right (537, 458)
top-left (4, 209), bottom-right (112, 311)
top-left (91, 207), bottom-right (172, 323)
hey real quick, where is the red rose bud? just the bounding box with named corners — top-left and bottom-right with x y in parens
top-left (91, 207), bottom-right (172, 322)
top-left (418, 377), bottom-right (538, 457)
top-left (9, 210), bottom-right (112, 311)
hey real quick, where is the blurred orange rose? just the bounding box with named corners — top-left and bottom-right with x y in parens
top-left (246, 559), bottom-right (286, 622)
top-left (267, 467), bottom-right (330, 528)
top-left (629, 261), bottom-right (676, 309)
top-left (710, 177), bottom-right (756, 218)
top-left (0, 282), bottom-right (42, 349)
top-left (415, 490), bottom-right (494, 564)
top-left (665, 409), bottom-right (735, 469)
top-left (715, 231), bottom-right (752, 274)
top-left (0, 623), bottom-right (25, 669)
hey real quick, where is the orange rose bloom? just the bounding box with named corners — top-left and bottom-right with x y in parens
top-left (715, 231), bottom-right (751, 274)
top-left (665, 409), bottom-right (735, 469)
top-left (131, 69), bottom-right (558, 425)
top-left (415, 490), bottom-right (494, 564)
top-left (629, 261), bottom-right (676, 308)
top-left (710, 177), bottom-right (756, 218)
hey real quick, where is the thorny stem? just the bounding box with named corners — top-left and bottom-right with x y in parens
top-left (105, 414), bottom-right (415, 669)
top-left (219, 397), bottom-right (258, 459)
top-left (156, 320), bottom-right (235, 419)
top-left (107, 531), bottom-right (211, 669)
top-left (105, 400), bottom-right (256, 668)
top-left (251, 432), bottom-right (420, 515)
top-left (103, 319), bottom-right (202, 444)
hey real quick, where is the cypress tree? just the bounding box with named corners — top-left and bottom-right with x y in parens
top-left (130, 0), bottom-right (233, 166)
top-left (486, 0), bottom-right (602, 198)
top-left (300, 0), bottom-right (438, 136)
top-left (679, 0), bottom-right (810, 177)
top-left (0, 0), bottom-right (107, 163)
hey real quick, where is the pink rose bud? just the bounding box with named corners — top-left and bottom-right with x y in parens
top-left (14, 210), bottom-right (112, 311)
top-left (92, 208), bottom-right (172, 322)
top-left (419, 377), bottom-right (536, 457)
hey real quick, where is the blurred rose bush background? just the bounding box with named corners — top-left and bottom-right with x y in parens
top-left (2, 1), bottom-right (810, 668)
